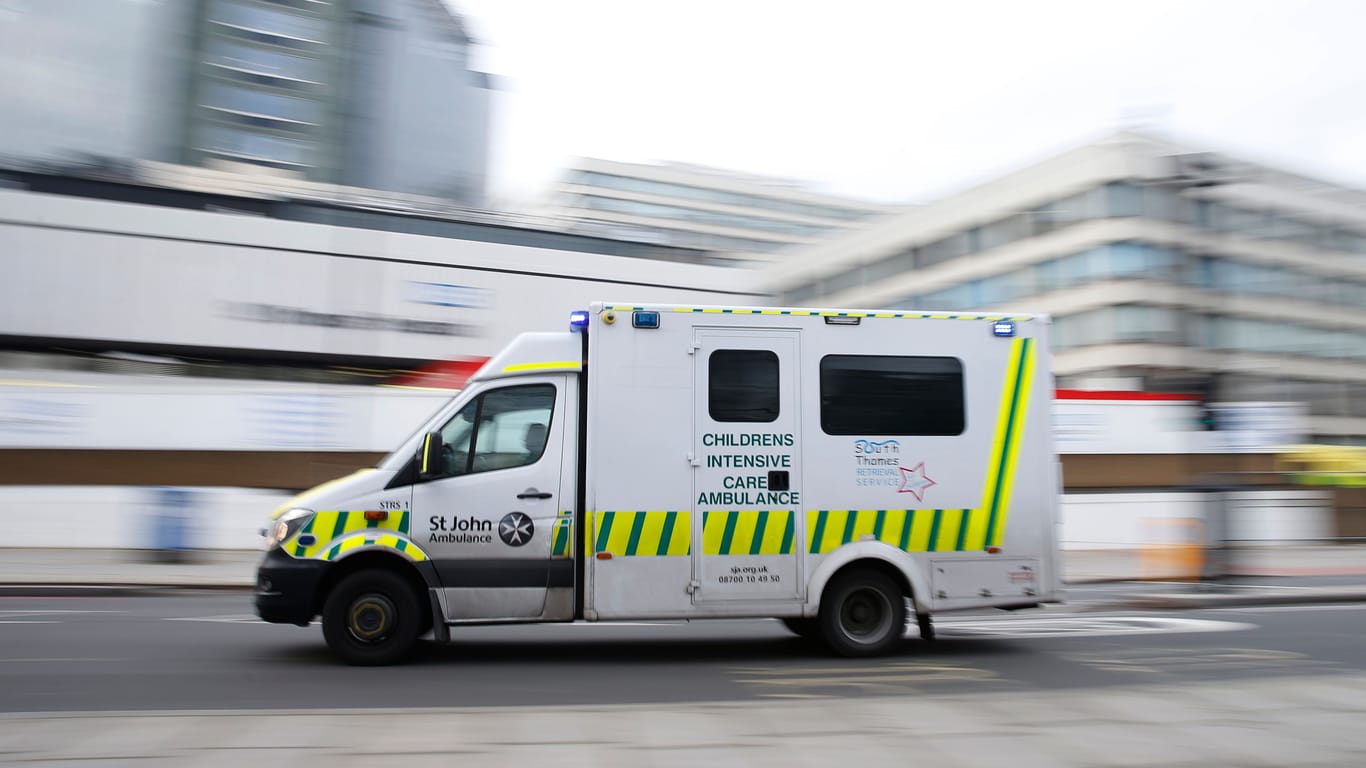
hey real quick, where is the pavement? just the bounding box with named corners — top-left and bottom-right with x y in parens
top-left (5, 673), bottom-right (1366, 767)
top-left (3, 544), bottom-right (1366, 610)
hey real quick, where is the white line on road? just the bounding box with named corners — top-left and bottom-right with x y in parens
top-left (1209, 603), bottom-right (1366, 614)
top-left (928, 616), bottom-right (1255, 639)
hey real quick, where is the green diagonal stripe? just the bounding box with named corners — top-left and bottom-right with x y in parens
top-left (928, 510), bottom-right (943, 552)
top-left (657, 511), bottom-right (677, 556)
top-left (986, 338), bottom-right (1031, 546)
top-left (626, 511), bottom-right (647, 556)
top-left (330, 511), bottom-right (349, 543)
top-left (781, 513), bottom-right (795, 555)
top-left (720, 511), bottom-right (739, 555)
top-left (841, 510), bottom-right (858, 544)
top-left (810, 511), bottom-right (828, 554)
top-left (595, 511), bottom-right (615, 552)
top-left (751, 510), bottom-right (769, 555)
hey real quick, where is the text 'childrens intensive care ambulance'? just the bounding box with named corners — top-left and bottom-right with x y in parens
top-left (255, 303), bottom-right (1061, 665)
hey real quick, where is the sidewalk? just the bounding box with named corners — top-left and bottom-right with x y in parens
top-left (5, 673), bottom-right (1366, 767)
top-left (3, 546), bottom-right (1366, 609)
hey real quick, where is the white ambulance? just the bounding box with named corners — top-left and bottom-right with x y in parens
top-left (256, 302), bottom-right (1061, 665)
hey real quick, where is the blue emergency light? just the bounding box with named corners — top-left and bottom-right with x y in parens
top-left (632, 310), bottom-right (660, 329)
top-left (569, 310), bottom-right (590, 331)
top-left (992, 320), bottom-right (1016, 338)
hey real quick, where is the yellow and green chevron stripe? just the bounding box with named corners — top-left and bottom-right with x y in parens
top-left (591, 511), bottom-right (691, 556)
top-left (701, 511), bottom-right (796, 555)
top-left (551, 511), bottom-right (574, 557)
top-left (605, 305), bottom-right (1035, 322)
top-left (289, 510), bottom-right (429, 562)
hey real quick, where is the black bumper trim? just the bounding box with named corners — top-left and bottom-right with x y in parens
top-left (255, 548), bottom-right (327, 625)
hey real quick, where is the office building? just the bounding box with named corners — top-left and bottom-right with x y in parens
top-left (767, 132), bottom-right (1366, 444)
top-left (536, 158), bottom-right (898, 263)
top-left (0, 0), bottom-right (492, 204)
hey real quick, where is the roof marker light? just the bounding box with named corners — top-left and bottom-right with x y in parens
top-left (569, 311), bottom-right (590, 331)
top-left (992, 320), bottom-right (1016, 338)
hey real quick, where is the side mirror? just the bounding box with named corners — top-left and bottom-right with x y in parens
top-left (419, 431), bottom-right (444, 479)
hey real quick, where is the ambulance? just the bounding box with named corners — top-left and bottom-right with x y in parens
top-left (255, 302), bottom-right (1061, 665)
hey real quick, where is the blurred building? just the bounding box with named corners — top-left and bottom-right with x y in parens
top-left (767, 132), bottom-right (1366, 445)
top-left (534, 158), bottom-right (898, 264)
top-left (0, 0), bottom-right (492, 205)
top-left (0, 158), bottom-right (759, 385)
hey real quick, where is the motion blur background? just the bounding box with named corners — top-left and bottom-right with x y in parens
top-left (2, 0), bottom-right (1365, 558)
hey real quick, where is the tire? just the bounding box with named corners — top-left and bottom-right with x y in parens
top-left (781, 617), bottom-right (819, 639)
top-left (321, 568), bottom-right (421, 666)
top-left (818, 569), bottom-right (906, 658)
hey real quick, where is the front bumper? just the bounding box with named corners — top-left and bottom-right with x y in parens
top-left (255, 548), bottom-right (327, 626)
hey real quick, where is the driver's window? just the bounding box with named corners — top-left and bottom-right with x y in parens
top-left (432, 384), bottom-right (555, 478)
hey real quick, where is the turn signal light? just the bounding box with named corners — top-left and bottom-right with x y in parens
top-left (364, 511), bottom-right (388, 522)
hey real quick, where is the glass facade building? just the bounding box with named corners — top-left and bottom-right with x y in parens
top-left (768, 134), bottom-right (1366, 443)
top-left (537, 159), bottom-right (897, 261)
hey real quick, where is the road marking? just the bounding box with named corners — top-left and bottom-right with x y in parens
top-left (0, 610), bottom-right (122, 624)
top-left (0, 658), bottom-right (125, 663)
top-left (929, 615), bottom-right (1253, 639)
top-left (0, 611), bottom-right (121, 617)
top-left (164, 615), bottom-right (263, 624)
top-left (1210, 603), bottom-right (1366, 614)
top-left (1064, 647), bottom-right (1333, 676)
top-left (734, 661), bottom-right (999, 692)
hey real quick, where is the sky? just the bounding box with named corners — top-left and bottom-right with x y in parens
top-left (451, 0), bottom-right (1366, 206)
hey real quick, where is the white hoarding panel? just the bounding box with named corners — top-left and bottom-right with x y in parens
top-left (0, 189), bottom-right (762, 362)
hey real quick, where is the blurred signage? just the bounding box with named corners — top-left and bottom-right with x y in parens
top-left (1209, 402), bottom-right (1305, 452)
top-left (1053, 392), bottom-right (1302, 454)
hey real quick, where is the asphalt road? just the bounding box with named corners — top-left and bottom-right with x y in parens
top-left (3, 593), bottom-right (1365, 714)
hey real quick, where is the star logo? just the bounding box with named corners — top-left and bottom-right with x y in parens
top-left (897, 462), bottom-right (937, 501)
top-left (499, 512), bottom-right (534, 547)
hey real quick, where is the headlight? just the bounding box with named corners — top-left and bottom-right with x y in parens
top-left (263, 508), bottom-right (314, 551)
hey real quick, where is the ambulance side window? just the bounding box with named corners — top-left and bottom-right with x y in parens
top-left (820, 355), bottom-right (964, 435)
top-left (429, 384), bottom-right (556, 478)
top-left (709, 349), bottom-right (779, 422)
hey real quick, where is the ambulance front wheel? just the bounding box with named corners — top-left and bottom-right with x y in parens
top-left (819, 569), bottom-right (906, 657)
top-left (322, 569), bottom-right (421, 666)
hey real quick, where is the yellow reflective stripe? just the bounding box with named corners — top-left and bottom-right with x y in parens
top-left (759, 512), bottom-right (790, 554)
top-left (906, 511), bottom-right (934, 551)
top-left (966, 339), bottom-right (1023, 551)
top-left (603, 511), bottom-right (635, 555)
top-left (851, 509), bottom-right (878, 541)
top-left (990, 340), bottom-right (1035, 546)
top-left (701, 512), bottom-right (727, 555)
top-left (665, 512), bottom-right (691, 555)
top-left (878, 511), bottom-right (907, 548)
top-left (502, 360), bottom-right (581, 373)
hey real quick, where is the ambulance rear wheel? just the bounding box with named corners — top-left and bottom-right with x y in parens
top-left (322, 569), bottom-right (421, 666)
top-left (819, 570), bottom-right (905, 657)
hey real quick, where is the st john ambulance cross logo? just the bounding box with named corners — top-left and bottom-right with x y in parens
top-left (897, 462), bottom-right (936, 501)
top-left (499, 512), bottom-right (534, 546)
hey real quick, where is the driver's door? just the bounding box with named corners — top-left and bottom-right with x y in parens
top-left (411, 378), bottom-right (567, 621)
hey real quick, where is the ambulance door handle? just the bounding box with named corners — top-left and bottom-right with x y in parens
top-left (517, 489), bottom-right (553, 499)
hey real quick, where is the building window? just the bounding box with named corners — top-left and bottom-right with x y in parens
top-left (709, 350), bottom-right (779, 423)
top-left (209, 0), bottom-right (327, 42)
top-left (1106, 182), bottom-right (1143, 218)
top-left (819, 355), bottom-right (964, 436)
